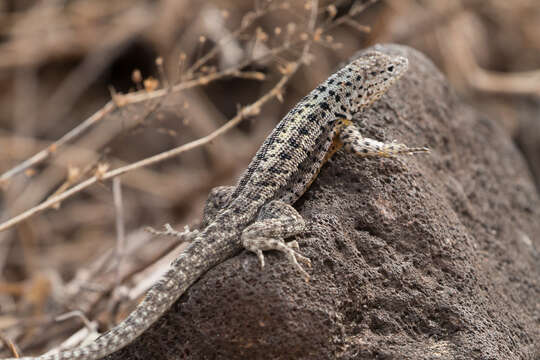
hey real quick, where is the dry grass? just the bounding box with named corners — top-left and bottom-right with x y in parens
top-left (0, 0), bottom-right (538, 357)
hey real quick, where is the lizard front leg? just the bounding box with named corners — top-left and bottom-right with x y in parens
top-left (339, 123), bottom-right (429, 157)
top-left (242, 200), bottom-right (311, 281)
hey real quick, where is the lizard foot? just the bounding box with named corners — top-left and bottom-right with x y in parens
top-left (145, 223), bottom-right (199, 242)
top-left (242, 200), bottom-right (311, 281)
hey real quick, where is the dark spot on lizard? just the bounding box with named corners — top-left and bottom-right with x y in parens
top-left (320, 102), bottom-right (330, 111)
top-left (299, 126), bottom-right (309, 135)
top-left (279, 152), bottom-right (292, 160)
top-left (289, 138), bottom-right (300, 148)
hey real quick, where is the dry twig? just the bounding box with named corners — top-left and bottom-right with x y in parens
top-left (0, 0), bottom-right (343, 233)
top-left (0, 63), bottom-right (302, 233)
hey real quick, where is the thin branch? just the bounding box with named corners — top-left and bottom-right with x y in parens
top-left (0, 1), bottom-right (336, 184)
top-left (55, 311), bottom-right (97, 333)
top-left (0, 101), bottom-right (115, 184)
top-left (86, 230), bottom-right (191, 319)
top-left (0, 63), bottom-right (302, 233)
top-left (112, 178), bottom-right (126, 293)
top-left (185, 2), bottom-right (281, 78)
top-left (0, 68), bottom-right (267, 184)
top-left (0, 331), bottom-right (19, 358)
top-left (105, 178), bottom-right (127, 325)
top-left (0, 0), bottom-right (321, 234)
top-left (469, 67), bottom-right (540, 96)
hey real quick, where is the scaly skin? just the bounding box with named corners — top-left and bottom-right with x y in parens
top-left (7, 50), bottom-right (428, 360)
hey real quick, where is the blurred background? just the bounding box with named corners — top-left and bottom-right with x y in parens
top-left (0, 0), bottom-right (539, 356)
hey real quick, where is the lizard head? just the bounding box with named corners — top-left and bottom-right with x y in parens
top-left (345, 51), bottom-right (408, 114)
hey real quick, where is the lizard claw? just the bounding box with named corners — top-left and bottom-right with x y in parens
top-left (284, 245), bottom-right (311, 281)
top-left (244, 238), bottom-right (311, 281)
top-left (256, 249), bottom-right (265, 269)
top-left (273, 240), bottom-right (312, 281)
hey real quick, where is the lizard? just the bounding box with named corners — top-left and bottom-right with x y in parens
top-left (6, 50), bottom-right (428, 360)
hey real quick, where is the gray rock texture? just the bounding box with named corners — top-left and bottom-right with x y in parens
top-left (107, 44), bottom-right (540, 360)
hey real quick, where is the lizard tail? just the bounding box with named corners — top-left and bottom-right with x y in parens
top-left (9, 228), bottom-right (239, 360)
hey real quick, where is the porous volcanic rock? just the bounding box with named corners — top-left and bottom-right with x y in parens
top-left (107, 44), bottom-right (540, 360)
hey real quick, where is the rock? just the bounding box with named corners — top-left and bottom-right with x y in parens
top-left (516, 108), bottom-right (540, 191)
top-left (106, 44), bottom-right (540, 360)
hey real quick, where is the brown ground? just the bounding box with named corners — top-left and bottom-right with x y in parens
top-left (105, 45), bottom-right (540, 360)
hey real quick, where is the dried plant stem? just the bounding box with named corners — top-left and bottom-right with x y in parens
top-left (469, 68), bottom-right (540, 96)
top-left (0, 0), bottom-right (329, 232)
top-left (0, 61), bottom-right (303, 233)
top-left (1, 1), bottom-right (338, 184)
top-left (0, 69), bottom-right (264, 184)
top-left (185, 2), bottom-right (282, 78)
top-left (0, 101), bottom-right (115, 183)
top-left (0, 331), bottom-right (19, 358)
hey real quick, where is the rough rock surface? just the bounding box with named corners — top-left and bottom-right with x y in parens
top-left (107, 44), bottom-right (540, 360)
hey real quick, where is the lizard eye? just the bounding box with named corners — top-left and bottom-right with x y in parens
top-left (387, 65), bottom-right (394, 72)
